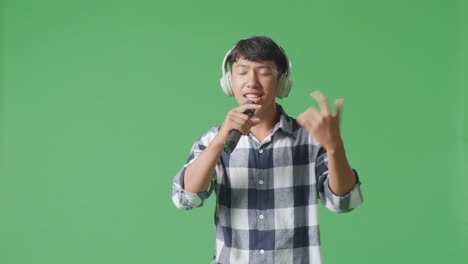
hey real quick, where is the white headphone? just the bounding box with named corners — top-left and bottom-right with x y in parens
top-left (220, 44), bottom-right (293, 99)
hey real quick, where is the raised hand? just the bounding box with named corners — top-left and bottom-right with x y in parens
top-left (297, 91), bottom-right (344, 152)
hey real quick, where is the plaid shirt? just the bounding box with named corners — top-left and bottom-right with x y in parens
top-left (172, 105), bottom-right (363, 264)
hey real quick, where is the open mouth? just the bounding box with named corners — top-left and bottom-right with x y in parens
top-left (243, 92), bottom-right (262, 103)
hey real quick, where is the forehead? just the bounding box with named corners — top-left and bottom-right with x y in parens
top-left (232, 57), bottom-right (278, 69)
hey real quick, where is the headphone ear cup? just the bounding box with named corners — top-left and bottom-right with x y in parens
top-left (276, 74), bottom-right (292, 99)
top-left (220, 71), bottom-right (234, 96)
top-left (276, 74), bottom-right (285, 98)
top-left (282, 79), bottom-right (292, 98)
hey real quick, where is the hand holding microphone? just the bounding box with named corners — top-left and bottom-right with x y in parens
top-left (221, 100), bottom-right (260, 153)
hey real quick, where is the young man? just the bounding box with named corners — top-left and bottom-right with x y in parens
top-left (172, 36), bottom-right (363, 264)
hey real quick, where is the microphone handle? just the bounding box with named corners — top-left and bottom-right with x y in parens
top-left (224, 130), bottom-right (243, 154)
top-left (224, 107), bottom-right (255, 154)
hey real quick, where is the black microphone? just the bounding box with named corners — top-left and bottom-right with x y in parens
top-left (224, 100), bottom-right (256, 154)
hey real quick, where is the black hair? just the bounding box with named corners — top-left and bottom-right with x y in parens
top-left (226, 36), bottom-right (288, 75)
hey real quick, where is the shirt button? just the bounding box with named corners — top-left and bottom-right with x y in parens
top-left (259, 149), bottom-right (264, 154)
top-left (259, 180), bottom-right (264, 184)
top-left (259, 214), bottom-right (264, 220)
top-left (259, 249), bottom-right (265, 254)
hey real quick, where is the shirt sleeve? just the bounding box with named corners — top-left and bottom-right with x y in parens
top-left (315, 147), bottom-right (364, 213)
top-left (171, 128), bottom-right (218, 210)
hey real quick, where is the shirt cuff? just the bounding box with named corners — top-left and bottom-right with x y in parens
top-left (322, 171), bottom-right (363, 213)
top-left (172, 165), bottom-right (211, 210)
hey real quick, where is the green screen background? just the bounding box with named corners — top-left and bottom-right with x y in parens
top-left (1, 0), bottom-right (467, 263)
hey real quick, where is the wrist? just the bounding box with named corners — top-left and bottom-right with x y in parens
top-left (212, 133), bottom-right (227, 149)
top-left (324, 139), bottom-right (345, 155)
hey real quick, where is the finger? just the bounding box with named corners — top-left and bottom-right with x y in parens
top-left (334, 98), bottom-right (344, 118)
top-left (297, 107), bottom-right (320, 126)
top-left (310, 90), bottom-right (330, 115)
top-left (238, 120), bottom-right (254, 135)
top-left (237, 104), bottom-right (262, 113)
top-left (307, 106), bottom-right (321, 117)
top-left (229, 119), bottom-right (248, 134)
top-left (304, 107), bottom-right (321, 120)
top-left (229, 114), bottom-right (249, 126)
top-left (250, 117), bottom-right (261, 126)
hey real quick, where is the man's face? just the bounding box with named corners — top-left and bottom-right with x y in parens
top-left (230, 57), bottom-right (279, 114)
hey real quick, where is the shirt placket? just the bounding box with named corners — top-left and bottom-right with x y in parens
top-left (256, 143), bottom-right (268, 261)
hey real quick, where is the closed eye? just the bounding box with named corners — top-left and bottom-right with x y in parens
top-left (258, 70), bottom-right (273, 76)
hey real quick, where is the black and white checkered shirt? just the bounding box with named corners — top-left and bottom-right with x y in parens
top-left (172, 105), bottom-right (363, 264)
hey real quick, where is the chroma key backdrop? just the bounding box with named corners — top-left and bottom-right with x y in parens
top-left (1, 0), bottom-right (467, 263)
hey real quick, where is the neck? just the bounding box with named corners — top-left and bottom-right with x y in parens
top-left (250, 104), bottom-right (279, 142)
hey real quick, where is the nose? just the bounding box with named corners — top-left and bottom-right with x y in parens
top-left (245, 70), bottom-right (259, 88)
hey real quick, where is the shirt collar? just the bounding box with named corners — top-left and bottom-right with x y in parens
top-left (273, 104), bottom-right (294, 136)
